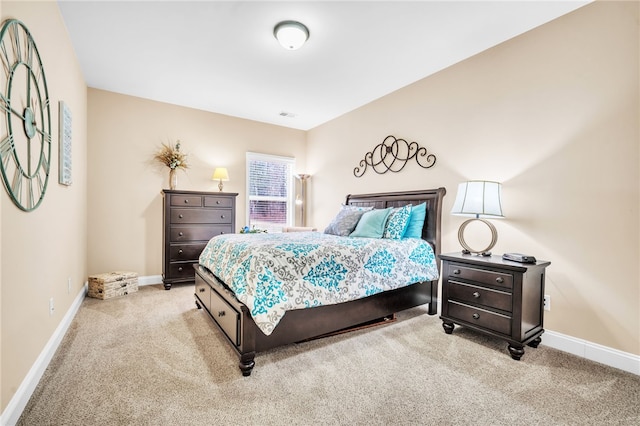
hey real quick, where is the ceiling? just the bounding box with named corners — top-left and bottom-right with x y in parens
top-left (58, 1), bottom-right (590, 131)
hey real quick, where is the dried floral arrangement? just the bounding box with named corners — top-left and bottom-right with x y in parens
top-left (153, 140), bottom-right (188, 170)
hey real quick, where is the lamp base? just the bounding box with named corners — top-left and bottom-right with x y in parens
top-left (218, 181), bottom-right (224, 191)
top-left (458, 218), bottom-right (498, 256)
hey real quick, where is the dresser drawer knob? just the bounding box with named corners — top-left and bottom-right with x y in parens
top-left (220, 231), bottom-right (225, 234)
top-left (453, 269), bottom-right (460, 275)
top-left (184, 199), bottom-right (189, 204)
top-left (216, 200), bottom-right (220, 204)
top-left (496, 277), bottom-right (504, 284)
top-left (220, 215), bottom-right (225, 219)
top-left (472, 292), bottom-right (480, 298)
top-left (218, 311), bottom-right (226, 317)
top-left (178, 249), bottom-right (183, 254)
top-left (179, 214), bottom-right (183, 219)
top-left (472, 313), bottom-right (480, 320)
top-left (178, 267), bottom-right (183, 272)
top-left (179, 232), bottom-right (184, 237)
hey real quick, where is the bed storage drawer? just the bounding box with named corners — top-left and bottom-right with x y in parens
top-left (209, 287), bottom-right (240, 346)
top-left (195, 276), bottom-right (211, 312)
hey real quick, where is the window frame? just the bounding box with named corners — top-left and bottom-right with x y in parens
top-left (245, 152), bottom-right (296, 232)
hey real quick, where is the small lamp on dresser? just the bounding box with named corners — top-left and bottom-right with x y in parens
top-left (451, 180), bottom-right (504, 256)
top-left (212, 167), bottom-right (229, 192)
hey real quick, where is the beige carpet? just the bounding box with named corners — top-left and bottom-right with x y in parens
top-left (18, 284), bottom-right (639, 425)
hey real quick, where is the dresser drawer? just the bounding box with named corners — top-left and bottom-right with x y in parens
top-left (170, 225), bottom-right (232, 242)
top-left (195, 276), bottom-right (211, 312)
top-left (171, 208), bottom-right (232, 224)
top-left (170, 195), bottom-right (203, 207)
top-left (210, 288), bottom-right (240, 346)
top-left (447, 300), bottom-right (512, 335)
top-left (170, 243), bottom-right (207, 261)
top-left (168, 262), bottom-right (197, 279)
top-left (448, 280), bottom-right (512, 312)
top-left (448, 263), bottom-right (513, 290)
top-left (204, 196), bottom-right (233, 208)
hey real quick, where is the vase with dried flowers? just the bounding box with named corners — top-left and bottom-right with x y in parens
top-left (153, 140), bottom-right (188, 190)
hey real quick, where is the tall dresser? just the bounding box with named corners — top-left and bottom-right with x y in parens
top-left (162, 190), bottom-right (238, 290)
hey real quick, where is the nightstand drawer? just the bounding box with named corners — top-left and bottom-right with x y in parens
top-left (447, 300), bottom-right (512, 335)
top-left (448, 263), bottom-right (513, 290)
top-left (448, 280), bottom-right (512, 312)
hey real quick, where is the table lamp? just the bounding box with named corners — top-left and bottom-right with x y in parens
top-left (450, 180), bottom-right (504, 256)
top-left (211, 168), bottom-right (229, 192)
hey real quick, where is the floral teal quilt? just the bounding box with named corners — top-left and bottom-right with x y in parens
top-left (198, 232), bottom-right (439, 336)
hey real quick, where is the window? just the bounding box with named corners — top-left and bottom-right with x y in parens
top-left (246, 152), bottom-right (295, 233)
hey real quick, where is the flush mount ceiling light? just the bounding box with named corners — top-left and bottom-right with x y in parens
top-left (274, 20), bottom-right (309, 50)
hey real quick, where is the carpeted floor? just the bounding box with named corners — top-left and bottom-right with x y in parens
top-left (17, 284), bottom-right (640, 425)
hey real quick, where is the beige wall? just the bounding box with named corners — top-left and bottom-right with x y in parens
top-left (308, 1), bottom-right (639, 355)
top-left (1, 1), bottom-right (88, 412)
top-left (87, 90), bottom-right (306, 276)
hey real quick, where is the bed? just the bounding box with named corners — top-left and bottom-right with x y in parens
top-left (193, 188), bottom-right (446, 376)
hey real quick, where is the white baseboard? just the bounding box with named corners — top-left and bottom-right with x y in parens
top-left (1, 282), bottom-right (88, 426)
top-left (542, 330), bottom-right (640, 375)
top-left (138, 274), bottom-right (162, 286)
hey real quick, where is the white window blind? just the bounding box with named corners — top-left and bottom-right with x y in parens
top-left (246, 152), bottom-right (295, 233)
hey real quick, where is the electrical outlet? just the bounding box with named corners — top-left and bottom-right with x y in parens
top-left (49, 297), bottom-right (55, 316)
top-left (544, 294), bottom-right (551, 311)
top-left (68, 277), bottom-right (72, 294)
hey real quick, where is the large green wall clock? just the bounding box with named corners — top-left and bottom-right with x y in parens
top-left (0, 19), bottom-right (51, 212)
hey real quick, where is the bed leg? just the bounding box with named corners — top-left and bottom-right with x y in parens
top-left (239, 352), bottom-right (256, 376)
top-left (427, 301), bottom-right (437, 315)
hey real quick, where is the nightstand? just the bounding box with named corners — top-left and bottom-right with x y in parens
top-left (439, 252), bottom-right (551, 360)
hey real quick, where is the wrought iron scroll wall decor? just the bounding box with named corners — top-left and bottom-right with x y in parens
top-left (353, 135), bottom-right (436, 177)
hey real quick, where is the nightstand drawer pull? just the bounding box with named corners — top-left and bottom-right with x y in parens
top-left (472, 313), bottom-right (480, 320)
top-left (178, 267), bottom-right (183, 272)
top-left (453, 269), bottom-right (461, 275)
top-left (199, 287), bottom-right (205, 293)
top-left (496, 277), bottom-right (504, 284)
top-left (472, 291), bottom-right (480, 298)
top-left (218, 311), bottom-right (226, 317)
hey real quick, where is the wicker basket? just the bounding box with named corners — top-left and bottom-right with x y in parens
top-left (88, 271), bottom-right (138, 300)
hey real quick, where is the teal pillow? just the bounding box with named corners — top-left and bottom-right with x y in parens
top-left (383, 204), bottom-right (412, 239)
top-left (350, 208), bottom-right (392, 238)
top-left (403, 202), bottom-right (426, 239)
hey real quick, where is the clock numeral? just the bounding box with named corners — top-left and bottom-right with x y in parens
top-left (9, 21), bottom-right (22, 63)
top-left (25, 38), bottom-right (33, 69)
top-left (11, 167), bottom-right (22, 203)
top-left (26, 178), bottom-right (34, 210)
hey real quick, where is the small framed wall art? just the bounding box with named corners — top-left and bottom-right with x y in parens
top-left (59, 101), bottom-right (72, 185)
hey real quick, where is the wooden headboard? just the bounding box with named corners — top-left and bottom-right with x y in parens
top-left (345, 188), bottom-right (447, 259)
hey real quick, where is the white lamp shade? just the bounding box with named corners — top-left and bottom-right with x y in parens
top-left (274, 21), bottom-right (309, 50)
top-left (451, 181), bottom-right (504, 218)
top-left (211, 167), bottom-right (229, 181)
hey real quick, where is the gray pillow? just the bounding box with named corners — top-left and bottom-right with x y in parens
top-left (324, 205), bottom-right (374, 236)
